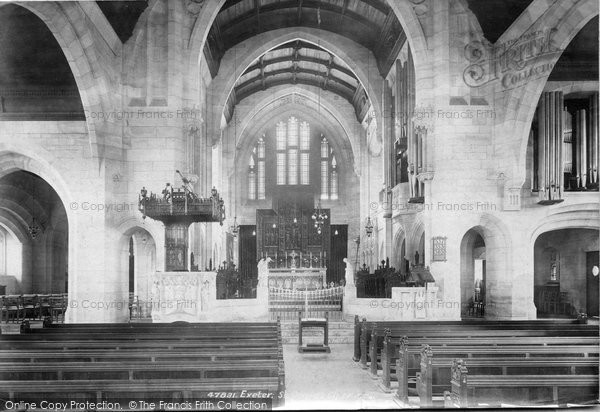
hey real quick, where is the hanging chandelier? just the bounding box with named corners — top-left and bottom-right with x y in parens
top-left (28, 180), bottom-right (43, 239)
top-left (28, 217), bottom-right (42, 239)
top-left (311, 202), bottom-right (328, 235)
top-left (365, 216), bottom-right (374, 237)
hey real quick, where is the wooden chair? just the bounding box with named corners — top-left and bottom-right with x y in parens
top-left (1, 295), bottom-right (23, 323)
top-left (21, 295), bottom-right (40, 320)
top-left (38, 294), bottom-right (52, 318)
top-left (50, 294), bottom-right (66, 323)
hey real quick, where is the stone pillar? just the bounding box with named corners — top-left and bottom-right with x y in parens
top-left (256, 257), bottom-right (271, 317)
top-left (343, 258), bottom-right (357, 319)
top-left (67, 205), bottom-right (129, 323)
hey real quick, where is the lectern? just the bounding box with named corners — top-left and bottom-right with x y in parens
top-left (298, 310), bottom-right (330, 353)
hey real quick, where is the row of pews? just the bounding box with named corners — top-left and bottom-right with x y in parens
top-left (353, 316), bottom-right (599, 407)
top-left (0, 321), bottom-right (285, 407)
top-left (1, 294), bottom-right (67, 323)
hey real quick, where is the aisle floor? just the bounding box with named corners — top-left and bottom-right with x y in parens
top-left (280, 343), bottom-right (399, 410)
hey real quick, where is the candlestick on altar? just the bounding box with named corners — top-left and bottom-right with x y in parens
top-left (320, 251), bottom-right (322, 267)
top-left (275, 251), bottom-right (278, 268)
top-left (285, 251), bottom-right (288, 268)
top-left (300, 252), bottom-right (302, 267)
top-left (310, 252), bottom-right (313, 268)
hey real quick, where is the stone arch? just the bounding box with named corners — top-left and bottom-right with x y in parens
top-left (495, 0), bottom-right (599, 187)
top-left (0, 217), bottom-right (29, 294)
top-left (0, 2), bottom-right (113, 161)
top-left (188, 0), bottom-right (430, 100)
top-left (208, 29), bottom-right (384, 136)
top-left (230, 104), bottom-right (359, 222)
top-left (530, 205), bottom-right (600, 243)
top-left (392, 226), bottom-right (407, 273)
top-left (232, 106), bottom-right (354, 177)
top-left (0, 148), bottom-right (76, 300)
top-left (531, 222), bottom-right (599, 317)
top-left (232, 88), bottom-right (359, 174)
top-left (407, 218), bottom-right (425, 264)
top-left (0, 147), bottom-right (73, 216)
top-left (458, 214), bottom-right (511, 319)
top-left (117, 223), bottom-right (158, 318)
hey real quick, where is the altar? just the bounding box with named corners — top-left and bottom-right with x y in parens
top-left (267, 267), bottom-right (327, 290)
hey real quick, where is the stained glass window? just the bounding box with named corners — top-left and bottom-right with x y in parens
top-left (300, 152), bottom-right (309, 185)
top-left (288, 148), bottom-right (298, 185)
top-left (330, 156), bottom-right (338, 200)
top-left (300, 122), bottom-right (310, 150)
top-left (248, 170), bottom-right (256, 199)
top-left (277, 117), bottom-right (311, 185)
top-left (321, 160), bottom-right (328, 199)
top-left (248, 136), bottom-right (266, 200)
top-left (288, 117), bottom-right (298, 146)
top-left (276, 122), bottom-right (286, 150)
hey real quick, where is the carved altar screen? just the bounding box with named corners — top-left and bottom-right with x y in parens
top-left (256, 189), bottom-right (330, 268)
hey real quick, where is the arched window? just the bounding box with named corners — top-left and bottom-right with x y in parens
top-left (277, 117), bottom-right (310, 185)
top-left (320, 136), bottom-right (339, 200)
top-left (248, 136), bottom-right (266, 200)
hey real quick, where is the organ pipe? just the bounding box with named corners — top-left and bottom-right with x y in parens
top-left (563, 107), bottom-right (572, 175)
top-left (589, 93), bottom-right (599, 186)
top-left (536, 91), bottom-right (564, 201)
top-left (536, 91), bottom-right (599, 194)
top-left (577, 109), bottom-right (587, 188)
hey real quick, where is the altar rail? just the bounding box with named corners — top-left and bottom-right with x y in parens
top-left (268, 286), bottom-right (343, 321)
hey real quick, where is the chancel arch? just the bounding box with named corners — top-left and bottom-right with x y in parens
top-left (227, 94), bottom-right (361, 285)
top-left (207, 29), bottom-right (383, 137)
top-left (232, 86), bottom-right (363, 166)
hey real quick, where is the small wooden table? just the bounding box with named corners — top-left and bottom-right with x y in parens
top-left (298, 311), bottom-right (330, 353)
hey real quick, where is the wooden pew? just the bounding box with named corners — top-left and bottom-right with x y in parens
top-left (392, 340), bottom-right (599, 406)
top-left (415, 345), bottom-right (599, 407)
top-left (443, 359), bottom-right (599, 407)
top-left (356, 318), bottom-right (596, 367)
top-left (0, 378), bottom-right (282, 405)
top-left (0, 321), bottom-right (286, 407)
top-left (0, 347), bottom-right (282, 363)
top-left (376, 329), bottom-right (598, 388)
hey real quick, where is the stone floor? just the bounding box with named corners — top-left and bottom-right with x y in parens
top-left (280, 343), bottom-right (399, 410)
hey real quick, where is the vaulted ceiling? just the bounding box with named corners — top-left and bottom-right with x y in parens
top-left (224, 40), bottom-right (370, 122)
top-left (203, 0), bottom-right (406, 79)
top-left (0, 171), bottom-right (66, 230)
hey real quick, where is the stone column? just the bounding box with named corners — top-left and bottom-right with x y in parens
top-left (343, 258), bottom-right (357, 319)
